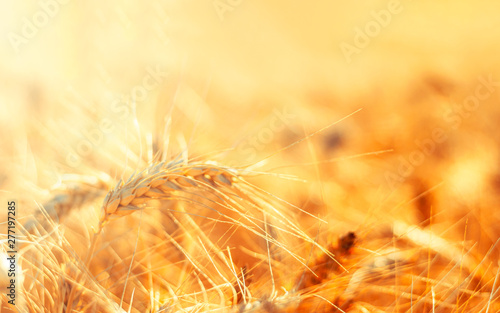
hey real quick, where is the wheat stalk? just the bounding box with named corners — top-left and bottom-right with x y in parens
top-left (100, 160), bottom-right (238, 224)
top-left (64, 160), bottom-right (231, 310)
top-left (65, 159), bottom-right (307, 311)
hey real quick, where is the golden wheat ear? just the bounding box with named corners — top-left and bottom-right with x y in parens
top-left (100, 161), bottom-right (238, 223)
top-left (59, 158), bottom-right (327, 312)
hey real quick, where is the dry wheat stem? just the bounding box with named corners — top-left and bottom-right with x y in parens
top-left (65, 160), bottom-right (272, 311)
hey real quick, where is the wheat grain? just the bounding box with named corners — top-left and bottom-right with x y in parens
top-left (100, 161), bottom-right (238, 223)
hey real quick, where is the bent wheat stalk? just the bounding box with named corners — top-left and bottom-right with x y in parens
top-left (66, 159), bottom-right (258, 311)
top-left (100, 160), bottom-right (238, 223)
top-left (66, 158), bottom-right (328, 311)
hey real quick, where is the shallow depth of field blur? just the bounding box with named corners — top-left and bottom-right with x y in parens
top-left (1, 0), bottom-right (500, 312)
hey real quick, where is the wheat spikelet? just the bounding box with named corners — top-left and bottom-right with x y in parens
top-left (100, 160), bottom-right (238, 223)
top-left (50, 156), bottom-right (327, 312)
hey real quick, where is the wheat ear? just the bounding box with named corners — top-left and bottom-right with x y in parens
top-left (66, 160), bottom-right (241, 310)
top-left (100, 160), bottom-right (237, 224)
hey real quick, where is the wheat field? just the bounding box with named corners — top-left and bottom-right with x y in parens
top-left (1, 1), bottom-right (500, 312)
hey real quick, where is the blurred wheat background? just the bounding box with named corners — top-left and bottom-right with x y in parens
top-left (1, 0), bottom-right (500, 312)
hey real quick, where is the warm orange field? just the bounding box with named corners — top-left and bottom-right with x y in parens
top-left (1, 1), bottom-right (500, 312)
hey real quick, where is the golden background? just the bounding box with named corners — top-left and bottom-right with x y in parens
top-left (1, 1), bottom-right (500, 312)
